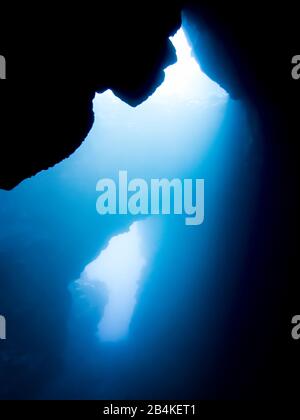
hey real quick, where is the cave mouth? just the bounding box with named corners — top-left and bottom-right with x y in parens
top-left (68, 27), bottom-right (229, 343)
top-left (75, 221), bottom-right (146, 342)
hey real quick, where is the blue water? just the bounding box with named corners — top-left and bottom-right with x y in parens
top-left (0, 29), bottom-right (260, 399)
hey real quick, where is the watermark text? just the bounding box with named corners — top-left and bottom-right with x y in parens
top-left (292, 55), bottom-right (300, 80)
top-left (291, 315), bottom-right (300, 340)
top-left (96, 171), bottom-right (204, 226)
top-left (0, 315), bottom-right (6, 340)
top-left (0, 55), bottom-right (6, 79)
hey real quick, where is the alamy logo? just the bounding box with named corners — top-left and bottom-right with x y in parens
top-left (291, 315), bottom-right (300, 340)
top-left (96, 171), bottom-right (205, 226)
top-left (292, 55), bottom-right (300, 80)
top-left (0, 315), bottom-right (6, 340)
top-left (0, 55), bottom-right (6, 79)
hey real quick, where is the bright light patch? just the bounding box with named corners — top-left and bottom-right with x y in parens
top-left (93, 28), bottom-right (227, 106)
top-left (157, 28), bottom-right (226, 101)
top-left (77, 222), bottom-right (146, 341)
top-left (74, 27), bottom-right (229, 179)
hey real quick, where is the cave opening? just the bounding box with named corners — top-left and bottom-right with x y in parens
top-left (69, 27), bottom-right (229, 343)
top-left (0, 23), bottom-right (257, 400)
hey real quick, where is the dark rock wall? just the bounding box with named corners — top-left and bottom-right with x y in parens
top-left (0, 2), bottom-right (181, 189)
